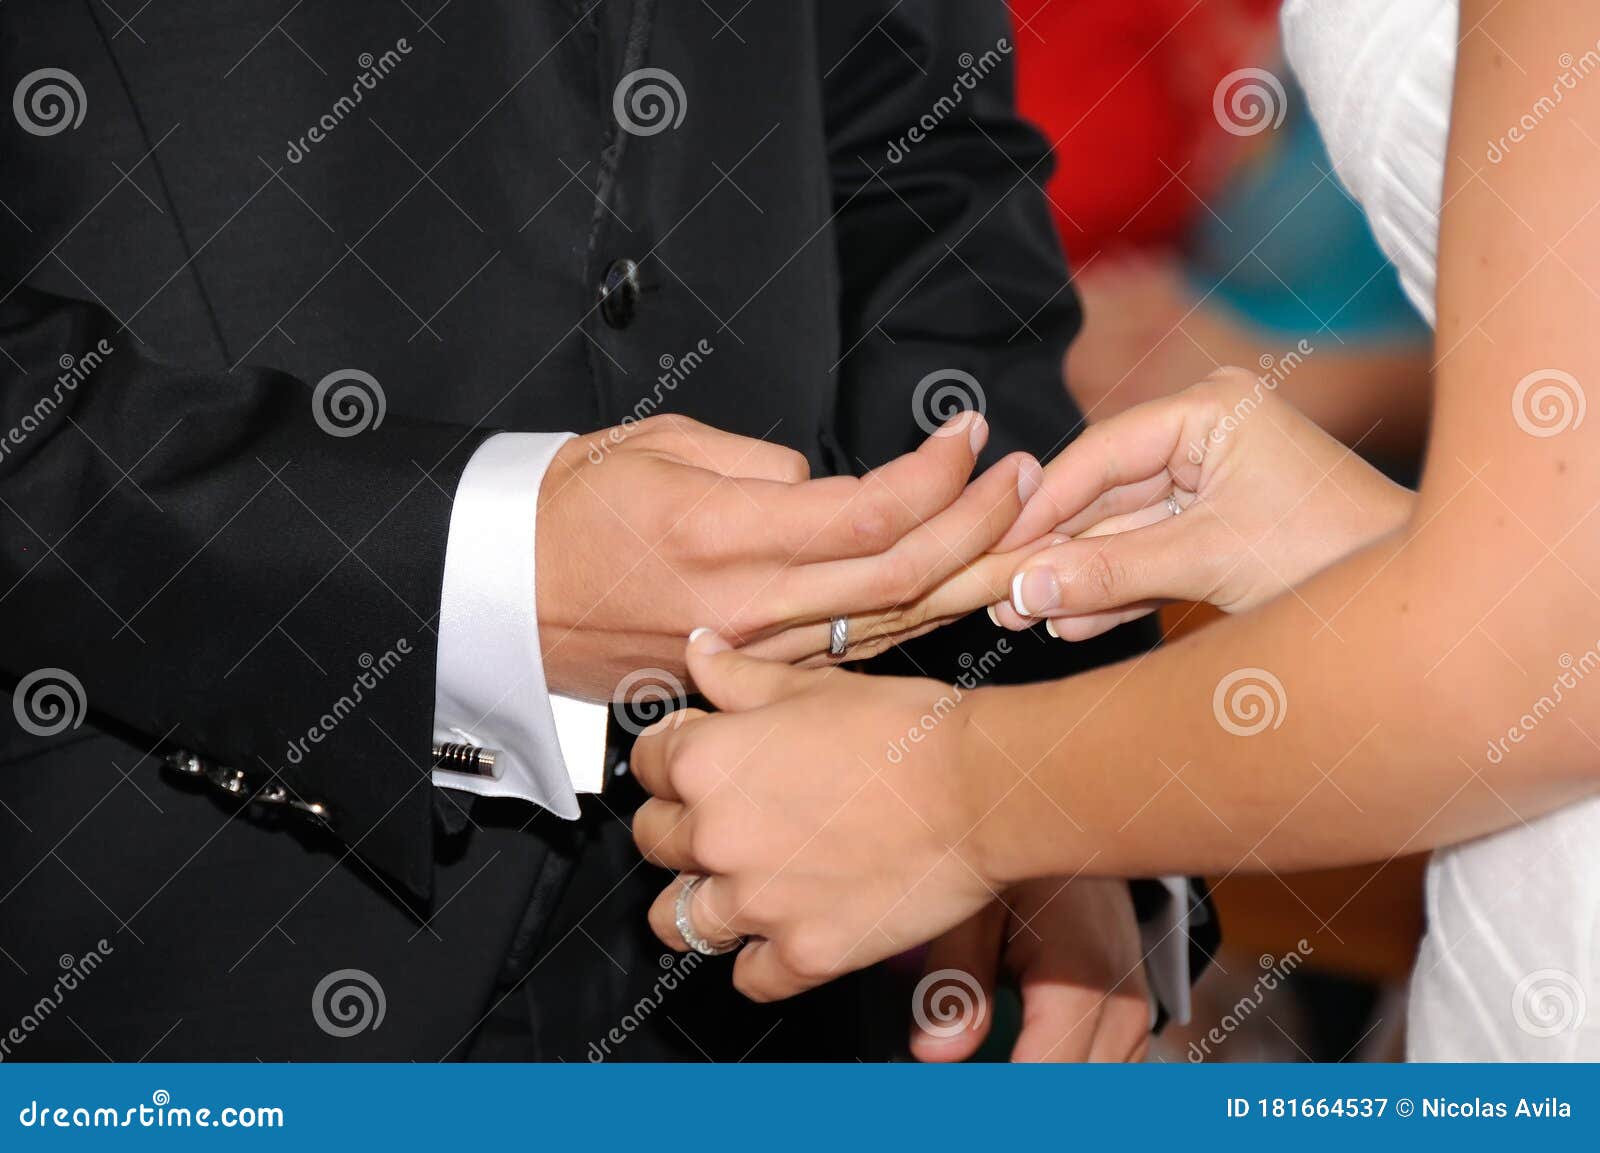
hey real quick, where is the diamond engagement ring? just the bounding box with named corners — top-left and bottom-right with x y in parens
top-left (828, 615), bottom-right (849, 657)
top-left (1166, 493), bottom-right (1184, 517)
top-left (674, 874), bottom-right (742, 956)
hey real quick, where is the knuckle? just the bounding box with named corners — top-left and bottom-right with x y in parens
top-left (870, 549), bottom-right (919, 604)
top-left (779, 929), bottom-right (839, 982)
top-left (687, 820), bottom-right (737, 875)
top-left (776, 448), bottom-right (811, 483)
top-left (1076, 549), bottom-right (1125, 606)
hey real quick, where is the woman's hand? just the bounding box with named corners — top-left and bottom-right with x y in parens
top-left (630, 629), bottom-right (999, 1002)
top-left (991, 367), bottom-right (1416, 639)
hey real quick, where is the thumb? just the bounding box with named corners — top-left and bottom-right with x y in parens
top-left (908, 903), bottom-right (1004, 1063)
top-left (1009, 514), bottom-right (1216, 620)
top-left (685, 628), bottom-right (814, 713)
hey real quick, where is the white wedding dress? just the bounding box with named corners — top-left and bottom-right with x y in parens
top-left (1281, 0), bottom-right (1600, 1059)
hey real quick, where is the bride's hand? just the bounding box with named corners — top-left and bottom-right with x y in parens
top-left (992, 367), bottom-right (1416, 639)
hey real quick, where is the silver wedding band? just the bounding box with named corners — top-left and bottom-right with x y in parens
top-left (674, 874), bottom-right (742, 956)
top-left (828, 615), bottom-right (849, 657)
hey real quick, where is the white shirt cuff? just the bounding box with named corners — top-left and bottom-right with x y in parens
top-left (1141, 876), bottom-right (1196, 1025)
top-left (431, 431), bottom-right (610, 814)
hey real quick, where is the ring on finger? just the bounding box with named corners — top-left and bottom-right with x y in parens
top-left (674, 874), bottom-right (743, 956)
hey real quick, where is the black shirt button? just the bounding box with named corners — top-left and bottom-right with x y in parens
top-left (599, 257), bottom-right (641, 329)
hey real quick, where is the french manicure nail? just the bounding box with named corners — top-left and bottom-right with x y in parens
top-left (1046, 618), bottom-right (1061, 640)
top-left (986, 604), bottom-right (1001, 626)
top-left (1017, 456), bottom-right (1041, 504)
top-left (968, 413), bottom-right (989, 455)
top-left (1012, 568), bottom-right (1060, 616)
top-left (689, 627), bottom-right (712, 644)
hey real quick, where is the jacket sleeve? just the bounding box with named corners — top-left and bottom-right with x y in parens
top-left (1, 285), bottom-right (490, 899)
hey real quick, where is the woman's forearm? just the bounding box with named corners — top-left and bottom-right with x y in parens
top-left (966, 510), bottom-right (1600, 881)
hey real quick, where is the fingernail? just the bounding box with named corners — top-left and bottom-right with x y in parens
top-left (1017, 455), bottom-right (1041, 504)
top-left (986, 604), bottom-right (1001, 626)
top-left (1012, 568), bottom-right (1060, 616)
top-left (968, 412), bottom-right (989, 455)
top-left (1046, 618), bottom-right (1061, 640)
top-left (688, 627), bottom-right (731, 654)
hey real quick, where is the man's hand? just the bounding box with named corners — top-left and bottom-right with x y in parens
top-left (911, 878), bottom-right (1152, 1063)
top-left (535, 412), bottom-right (1039, 699)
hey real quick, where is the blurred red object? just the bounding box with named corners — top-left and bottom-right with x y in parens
top-left (1007, 0), bottom-right (1281, 262)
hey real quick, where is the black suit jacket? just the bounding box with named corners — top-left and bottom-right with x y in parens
top-left (0, 0), bottom-right (1210, 1058)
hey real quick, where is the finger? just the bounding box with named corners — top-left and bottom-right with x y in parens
top-left (1009, 516), bottom-right (1212, 620)
top-left (629, 706), bottom-right (709, 800)
top-left (1010, 979), bottom-right (1104, 1063)
top-left (1086, 993), bottom-right (1154, 1063)
top-left (739, 412), bottom-right (988, 563)
top-left (996, 393), bottom-right (1198, 551)
top-left (789, 452), bottom-right (1034, 618)
top-left (1044, 604), bottom-right (1161, 643)
top-left (909, 903), bottom-right (1005, 1063)
top-left (732, 938), bottom-right (815, 1003)
top-left (632, 798), bottom-right (695, 869)
top-left (648, 873), bottom-right (748, 955)
top-left (685, 628), bottom-right (816, 713)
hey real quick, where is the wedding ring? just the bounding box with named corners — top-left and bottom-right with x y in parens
top-left (828, 615), bottom-right (849, 657)
top-left (674, 874), bottom-right (742, 956)
top-left (1166, 493), bottom-right (1184, 518)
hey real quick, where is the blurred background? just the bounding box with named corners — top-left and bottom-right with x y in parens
top-left (1006, 0), bottom-right (1435, 1062)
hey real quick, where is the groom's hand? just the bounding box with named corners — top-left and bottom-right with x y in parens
top-left (911, 878), bottom-right (1152, 1063)
top-left (536, 412), bottom-right (1038, 699)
